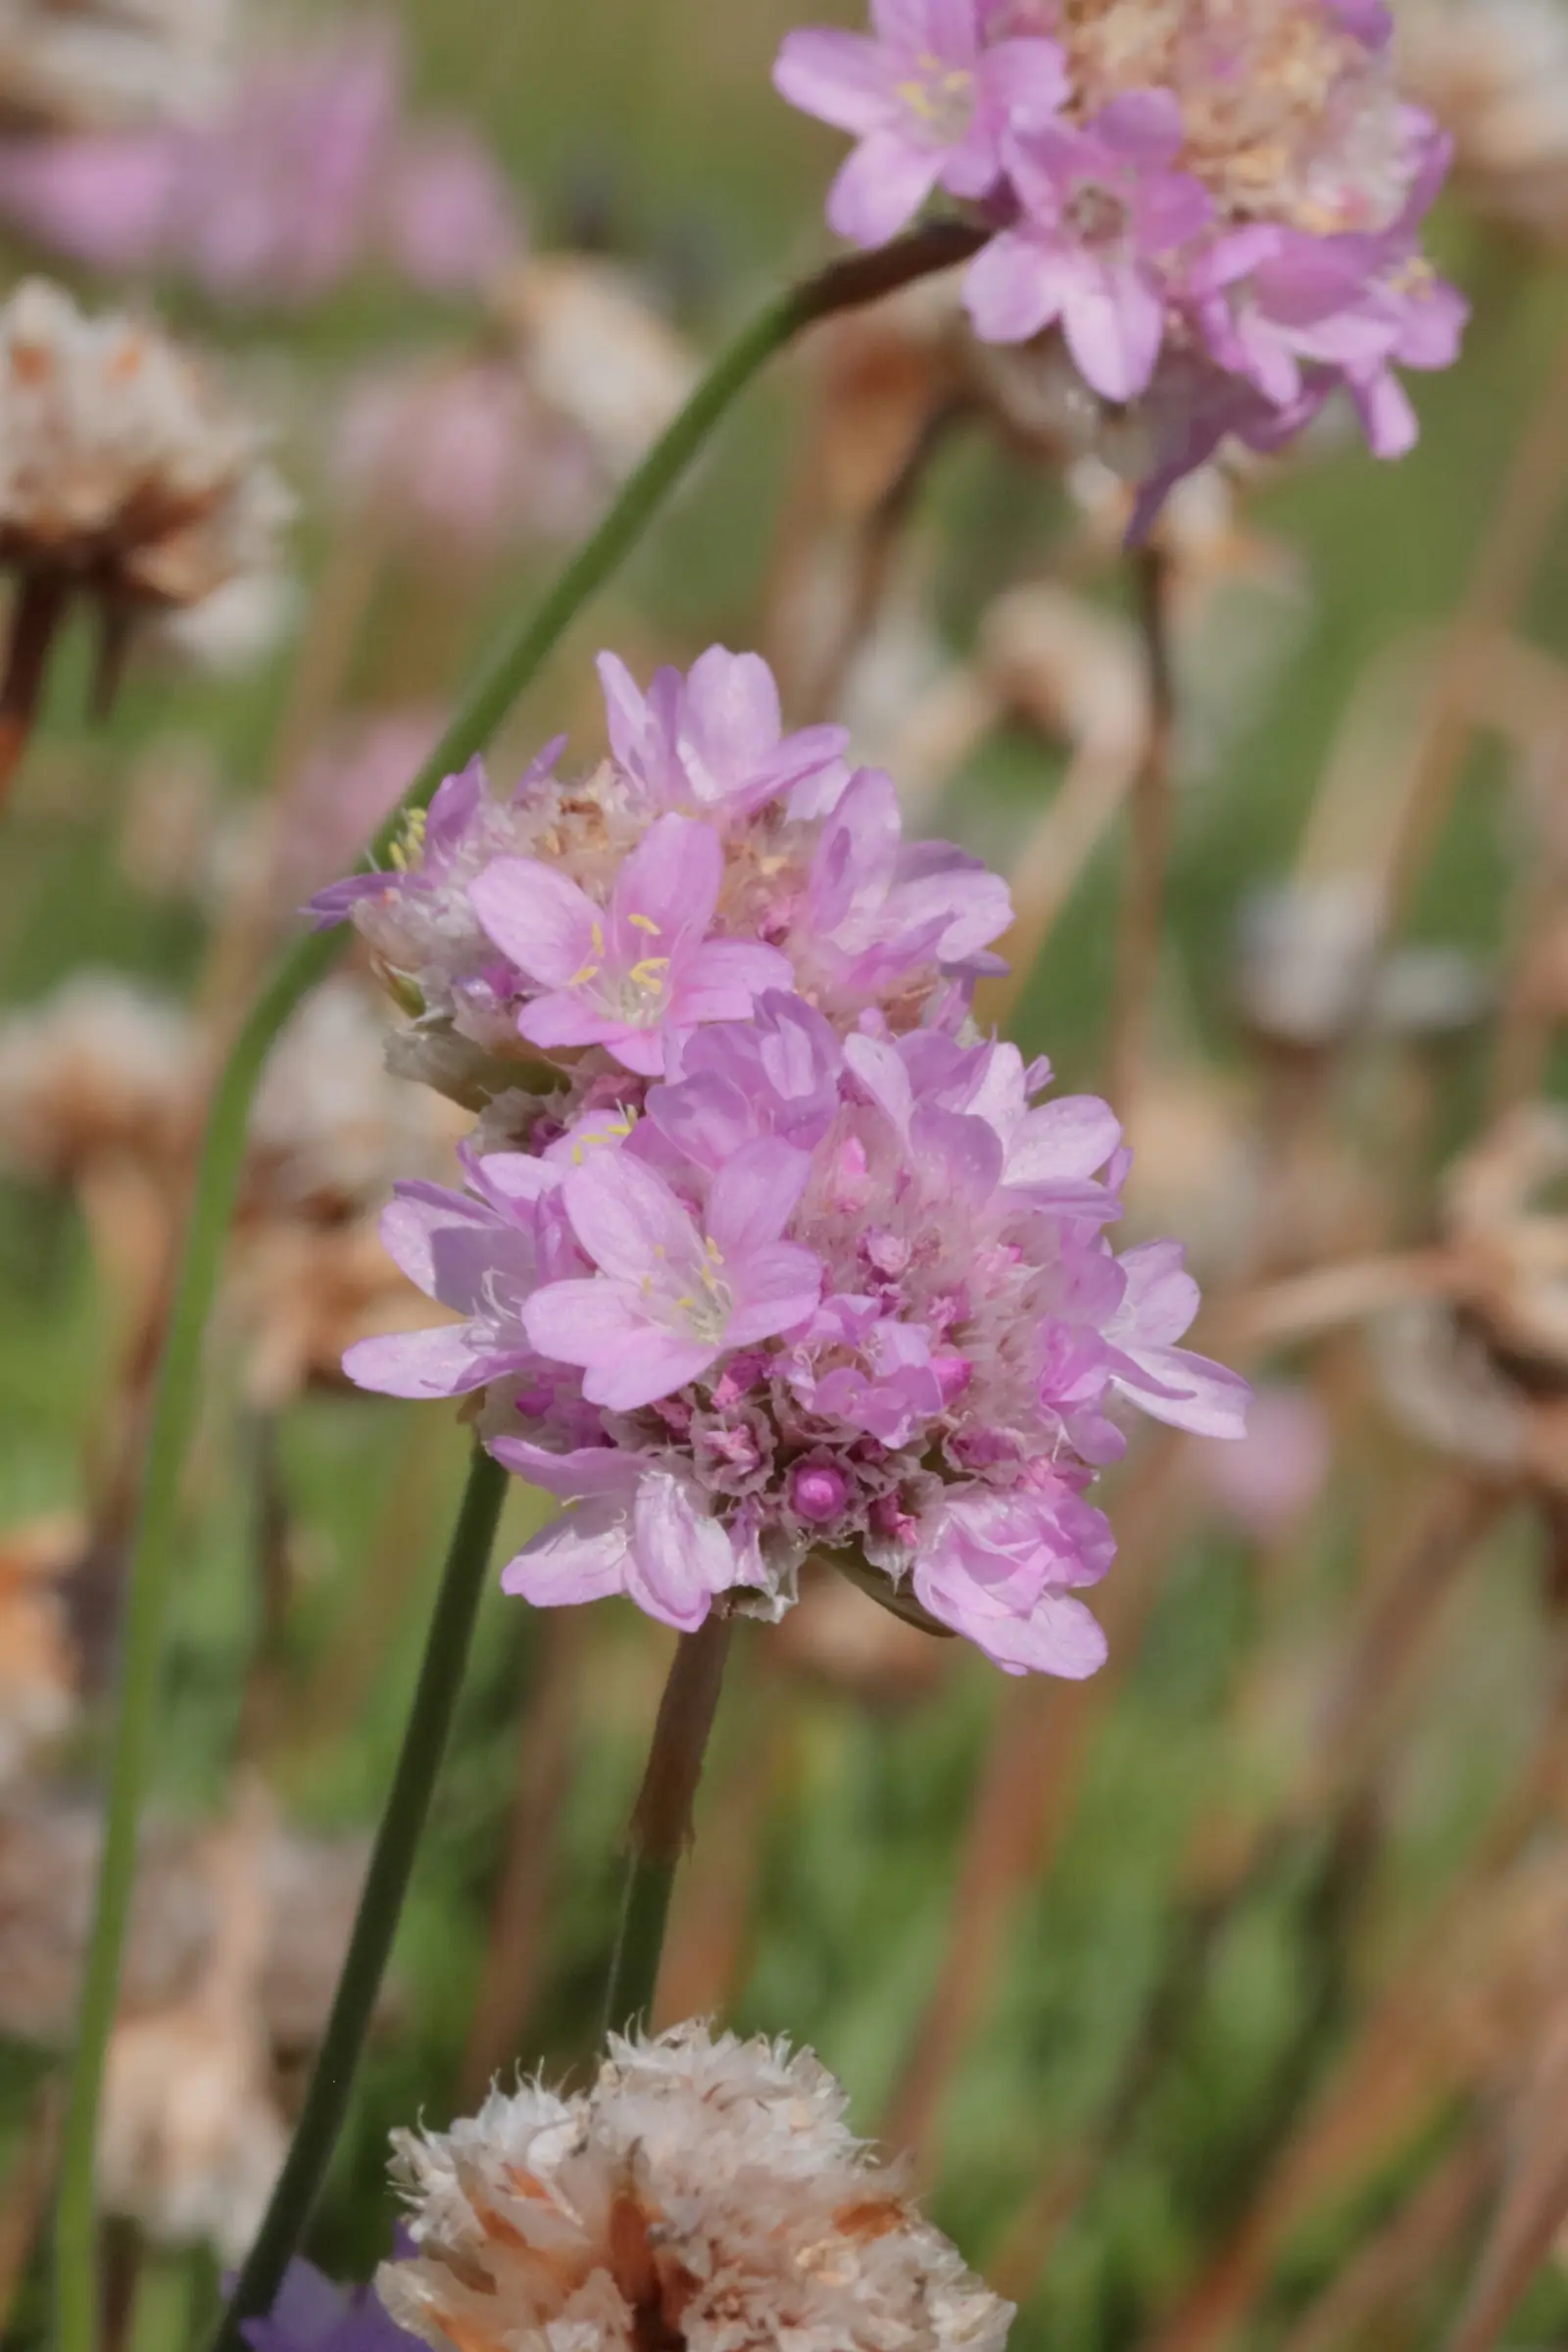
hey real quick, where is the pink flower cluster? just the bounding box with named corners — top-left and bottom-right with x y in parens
top-left (774, 0), bottom-right (1466, 515)
top-left (316, 648), bottom-right (1247, 1678)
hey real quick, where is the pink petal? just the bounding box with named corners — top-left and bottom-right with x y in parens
top-left (1092, 88), bottom-right (1184, 163)
top-left (1062, 257), bottom-right (1164, 402)
top-left (469, 858), bottom-right (599, 987)
top-left (682, 646), bottom-right (782, 784)
top-left (585, 1330), bottom-right (720, 1411)
top-left (488, 1439), bottom-right (643, 1500)
top-left (827, 131), bottom-right (945, 248)
top-left (963, 227), bottom-right (1068, 343)
top-left (523, 1277), bottom-right (648, 1366)
top-left (612, 810), bottom-right (722, 944)
top-left (707, 1138), bottom-right (810, 1256)
top-left (626, 1473), bottom-right (735, 1629)
top-left (1006, 1096), bottom-right (1122, 1185)
top-left (773, 26), bottom-right (892, 136)
top-left (596, 651), bottom-right (645, 760)
top-left (501, 1498), bottom-right (630, 1606)
top-left (342, 1324), bottom-right (487, 1399)
top-left (725, 1243), bottom-right (824, 1348)
top-left (1115, 1347), bottom-right (1251, 1440)
top-left (671, 939), bottom-right (794, 1025)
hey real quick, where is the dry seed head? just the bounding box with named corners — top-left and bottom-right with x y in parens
top-left (381, 2022), bottom-right (1013, 2352)
top-left (0, 277), bottom-right (289, 614)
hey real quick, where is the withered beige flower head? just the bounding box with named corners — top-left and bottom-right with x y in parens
top-left (381, 2021), bottom-right (1013, 2352)
top-left (0, 0), bottom-right (235, 134)
top-left (0, 277), bottom-right (289, 613)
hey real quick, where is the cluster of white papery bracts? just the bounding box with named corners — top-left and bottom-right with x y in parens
top-left (774, 0), bottom-right (1467, 524)
top-left (315, 646), bottom-right (1247, 1678)
top-left (377, 2023), bottom-right (1013, 2352)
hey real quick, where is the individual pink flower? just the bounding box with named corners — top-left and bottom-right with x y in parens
top-left (523, 1141), bottom-right (823, 1411)
top-left (469, 812), bottom-right (792, 1076)
top-left (964, 92), bottom-right (1211, 401)
top-left (494, 1451), bottom-right (757, 1631)
top-left (597, 646), bottom-right (848, 820)
top-left (773, 0), bottom-right (1068, 248)
top-left (911, 1485), bottom-right (1115, 1676)
top-left (341, 1153), bottom-right (570, 1402)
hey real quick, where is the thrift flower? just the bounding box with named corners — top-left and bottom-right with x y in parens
top-left (773, 0), bottom-right (1068, 248)
top-left (329, 647), bottom-right (1246, 1677)
top-left (379, 2021), bottom-right (1013, 2352)
top-left (774, 0), bottom-right (1466, 509)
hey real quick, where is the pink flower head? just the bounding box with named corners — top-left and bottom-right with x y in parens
top-left (469, 812), bottom-right (792, 1077)
top-left (326, 639), bottom-right (1252, 1681)
top-left (597, 647), bottom-right (848, 820)
top-left (523, 1140), bottom-right (823, 1410)
top-left (773, 0), bottom-right (1068, 248)
top-left (965, 92), bottom-right (1211, 402)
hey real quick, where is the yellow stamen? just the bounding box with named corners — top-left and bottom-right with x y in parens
top-left (627, 912), bottom-right (662, 935)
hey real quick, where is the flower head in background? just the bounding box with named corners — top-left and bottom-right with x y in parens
top-left (380, 2021), bottom-right (1013, 2352)
top-left (322, 647), bottom-right (1247, 1677)
top-left (0, 0), bottom-right (236, 135)
top-left (0, 277), bottom-right (290, 754)
top-left (774, 0), bottom-right (1466, 517)
top-left (0, 21), bottom-right (521, 304)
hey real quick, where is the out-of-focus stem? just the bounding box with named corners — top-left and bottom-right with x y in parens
top-left (603, 1614), bottom-right (734, 2039)
top-left (51, 216), bottom-right (982, 2352)
top-left (1107, 544), bottom-right (1176, 1128)
top-left (211, 1443), bottom-right (508, 2351)
top-left (0, 572), bottom-right (67, 809)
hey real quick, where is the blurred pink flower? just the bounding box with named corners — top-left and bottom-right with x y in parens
top-left (0, 24), bottom-right (520, 304)
top-left (1192, 1383), bottom-right (1330, 1543)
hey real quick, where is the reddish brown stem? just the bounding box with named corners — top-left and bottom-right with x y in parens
top-left (0, 573), bottom-right (68, 808)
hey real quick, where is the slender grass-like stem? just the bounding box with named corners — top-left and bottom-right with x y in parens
top-left (53, 218), bottom-right (983, 2352)
top-left (603, 1614), bottom-right (734, 2040)
top-left (211, 1443), bottom-right (508, 2350)
top-left (1106, 543), bottom-right (1176, 1128)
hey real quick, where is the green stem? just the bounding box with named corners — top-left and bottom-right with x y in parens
top-left (51, 215), bottom-right (983, 2352)
top-left (603, 1613), bottom-right (734, 2040)
top-left (213, 1444), bottom-right (508, 2350)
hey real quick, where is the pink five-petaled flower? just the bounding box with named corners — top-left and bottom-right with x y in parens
top-left (495, 1448), bottom-right (750, 1633)
top-left (468, 812), bottom-right (791, 1078)
top-left (773, 0), bottom-right (1068, 249)
top-left (523, 1140), bottom-right (823, 1411)
top-left (964, 91), bottom-right (1212, 402)
top-left (913, 1485), bottom-right (1116, 1677)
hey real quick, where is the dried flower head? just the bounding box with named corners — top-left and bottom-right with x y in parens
top-left (0, 0), bottom-right (235, 134)
top-left (1399, 0), bottom-right (1568, 248)
top-left (0, 969), bottom-right (192, 1182)
top-left (0, 276), bottom-right (289, 611)
top-left (380, 2022), bottom-right (1013, 2352)
top-left (773, 0), bottom-right (1465, 518)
